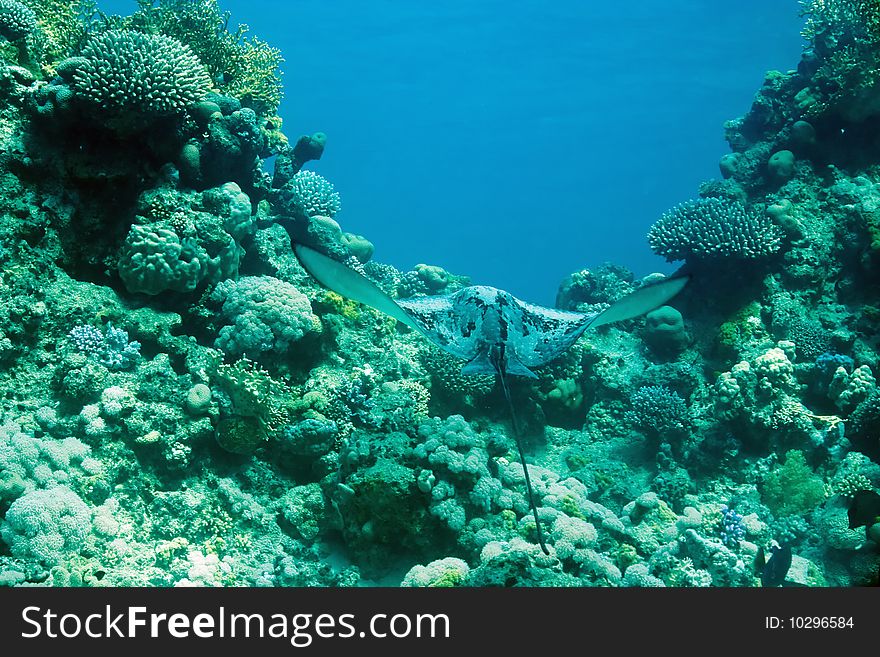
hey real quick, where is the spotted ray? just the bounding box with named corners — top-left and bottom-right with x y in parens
top-left (292, 243), bottom-right (689, 553)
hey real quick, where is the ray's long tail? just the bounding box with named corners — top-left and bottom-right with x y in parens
top-left (498, 372), bottom-right (549, 555)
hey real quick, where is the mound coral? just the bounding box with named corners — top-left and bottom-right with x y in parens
top-left (118, 223), bottom-right (237, 295)
top-left (209, 276), bottom-right (318, 359)
top-left (1, 486), bottom-right (91, 564)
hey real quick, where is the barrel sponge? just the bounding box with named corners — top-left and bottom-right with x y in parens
top-left (647, 197), bottom-right (782, 262)
top-left (288, 170), bottom-right (342, 218)
top-left (70, 29), bottom-right (212, 117)
top-left (0, 0), bottom-right (35, 41)
top-left (1, 487), bottom-right (91, 565)
top-left (209, 275), bottom-right (318, 358)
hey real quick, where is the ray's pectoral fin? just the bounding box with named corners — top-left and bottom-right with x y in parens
top-left (293, 243), bottom-right (422, 333)
top-left (587, 274), bottom-right (690, 329)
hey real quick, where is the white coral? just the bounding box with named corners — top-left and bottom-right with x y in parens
top-left (829, 365), bottom-right (875, 412)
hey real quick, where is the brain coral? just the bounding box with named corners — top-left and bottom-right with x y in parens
top-left (0, 0), bottom-right (35, 42)
top-left (647, 197), bottom-right (782, 262)
top-left (69, 29), bottom-right (212, 120)
top-left (209, 276), bottom-right (318, 358)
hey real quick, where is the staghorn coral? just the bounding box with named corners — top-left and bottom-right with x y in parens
top-left (13, 0), bottom-right (93, 74)
top-left (647, 197), bottom-right (782, 263)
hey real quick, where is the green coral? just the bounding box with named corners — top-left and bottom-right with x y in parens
top-left (215, 357), bottom-right (292, 438)
top-left (648, 197), bottom-right (782, 263)
top-left (0, 0), bottom-right (35, 42)
top-left (716, 301), bottom-right (764, 356)
top-left (0, 0), bottom-right (91, 73)
top-left (121, 0), bottom-right (283, 115)
top-left (761, 450), bottom-right (826, 516)
top-left (68, 29), bottom-right (212, 127)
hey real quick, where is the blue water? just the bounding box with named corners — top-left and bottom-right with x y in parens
top-left (99, 0), bottom-right (805, 304)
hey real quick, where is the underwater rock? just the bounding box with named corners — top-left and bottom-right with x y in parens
top-left (767, 149), bottom-right (796, 181)
top-left (789, 120), bottom-right (815, 148)
top-left (273, 132), bottom-right (327, 188)
top-left (719, 152), bottom-right (741, 179)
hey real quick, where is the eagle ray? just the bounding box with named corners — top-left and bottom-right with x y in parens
top-left (293, 243), bottom-right (689, 554)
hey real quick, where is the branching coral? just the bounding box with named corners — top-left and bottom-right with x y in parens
top-left (0, 0), bottom-right (35, 42)
top-left (286, 170), bottom-right (342, 218)
top-left (121, 0), bottom-right (283, 115)
top-left (625, 385), bottom-right (690, 439)
top-left (648, 197), bottom-right (782, 263)
top-left (761, 449), bottom-right (826, 515)
top-left (68, 29), bottom-right (212, 125)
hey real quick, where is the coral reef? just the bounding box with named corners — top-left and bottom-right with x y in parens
top-left (0, 0), bottom-right (877, 590)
